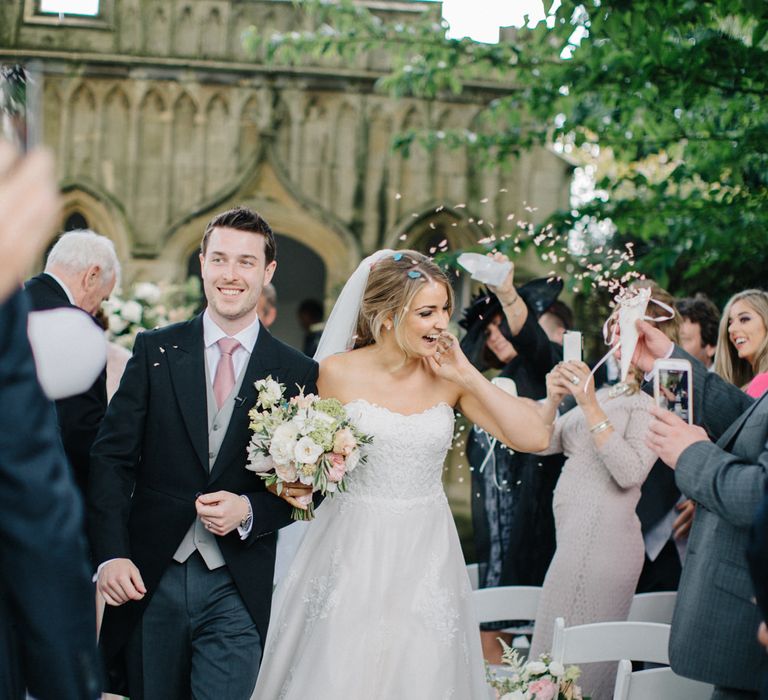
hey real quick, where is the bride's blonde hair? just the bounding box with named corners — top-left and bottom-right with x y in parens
top-left (354, 251), bottom-right (454, 355)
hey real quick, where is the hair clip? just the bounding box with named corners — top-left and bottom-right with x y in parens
top-left (393, 253), bottom-right (403, 261)
top-left (407, 270), bottom-right (422, 279)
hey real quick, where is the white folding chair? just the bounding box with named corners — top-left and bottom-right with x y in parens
top-left (551, 617), bottom-right (671, 666)
top-left (627, 591), bottom-right (677, 624)
top-left (472, 586), bottom-right (541, 624)
top-left (466, 563), bottom-right (480, 591)
top-left (613, 658), bottom-right (714, 699)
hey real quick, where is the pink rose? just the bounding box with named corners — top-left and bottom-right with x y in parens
top-left (326, 452), bottom-right (347, 482)
top-left (332, 428), bottom-right (356, 456)
top-left (528, 679), bottom-right (558, 700)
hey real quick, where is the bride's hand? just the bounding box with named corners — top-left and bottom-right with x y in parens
top-left (427, 331), bottom-right (474, 386)
top-left (267, 480), bottom-right (313, 510)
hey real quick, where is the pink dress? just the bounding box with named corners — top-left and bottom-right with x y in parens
top-left (747, 372), bottom-right (768, 398)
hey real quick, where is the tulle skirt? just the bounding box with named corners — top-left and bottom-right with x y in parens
top-left (252, 493), bottom-right (490, 699)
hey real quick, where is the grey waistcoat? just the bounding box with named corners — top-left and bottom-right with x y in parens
top-left (173, 353), bottom-right (249, 569)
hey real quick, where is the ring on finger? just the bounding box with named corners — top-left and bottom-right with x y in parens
top-left (570, 375), bottom-right (579, 385)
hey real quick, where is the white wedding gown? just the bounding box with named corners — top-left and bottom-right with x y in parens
top-left (252, 399), bottom-right (489, 700)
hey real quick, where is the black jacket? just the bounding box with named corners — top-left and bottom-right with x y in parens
top-left (88, 314), bottom-right (318, 693)
top-left (24, 272), bottom-right (107, 495)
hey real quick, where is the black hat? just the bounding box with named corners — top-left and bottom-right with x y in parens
top-left (459, 277), bottom-right (564, 370)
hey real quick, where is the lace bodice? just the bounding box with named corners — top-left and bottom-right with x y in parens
top-left (341, 399), bottom-right (454, 502)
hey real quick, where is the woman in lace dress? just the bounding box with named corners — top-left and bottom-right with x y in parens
top-left (529, 358), bottom-right (657, 700)
top-left (252, 251), bottom-right (552, 700)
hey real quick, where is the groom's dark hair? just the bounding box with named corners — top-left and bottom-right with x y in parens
top-left (201, 206), bottom-right (277, 263)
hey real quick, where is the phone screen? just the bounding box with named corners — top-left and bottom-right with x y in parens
top-left (656, 366), bottom-right (692, 423)
top-left (0, 63), bottom-right (42, 152)
top-left (563, 331), bottom-right (582, 363)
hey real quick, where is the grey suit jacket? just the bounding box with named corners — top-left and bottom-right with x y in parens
top-left (668, 347), bottom-right (768, 690)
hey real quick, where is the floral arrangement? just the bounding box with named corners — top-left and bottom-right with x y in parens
top-left (246, 376), bottom-right (373, 520)
top-left (103, 278), bottom-right (201, 349)
top-left (487, 641), bottom-right (587, 700)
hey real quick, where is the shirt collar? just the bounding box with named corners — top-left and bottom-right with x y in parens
top-left (45, 271), bottom-right (76, 305)
top-left (203, 309), bottom-right (260, 353)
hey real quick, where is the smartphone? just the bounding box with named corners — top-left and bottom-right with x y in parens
top-left (563, 330), bottom-right (582, 363)
top-left (653, 358), bottom-right (693, 424)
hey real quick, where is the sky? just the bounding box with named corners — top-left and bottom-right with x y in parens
top-left (41, 0), bottom-right (551, 43)
top-left (440, 0), bottom-right (549, 42)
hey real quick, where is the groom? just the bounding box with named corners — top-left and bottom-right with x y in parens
top-left (89, 207), bottom-right (318, 698)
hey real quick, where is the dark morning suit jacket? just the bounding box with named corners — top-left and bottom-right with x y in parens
top-left (668, 347), bottom-right (768, 691)
top-left (747, 490), bottom-right (768, 699)
top-left (0, 291), bottom-right (101, 699)
top-left (24, 272), bottom-right (107, 495)
top-left (88, 314), bottom-right (318, 693)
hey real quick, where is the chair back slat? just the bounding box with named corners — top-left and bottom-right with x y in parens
top-left (627, 592), bottom-right (677, 624)
top-left (613, 659), bottom-right (715, 700)
top-left (472, 586), bottom-right (541, 624)
top-left (551, 617), bottom-right (670, 666)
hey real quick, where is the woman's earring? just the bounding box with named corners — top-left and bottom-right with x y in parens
top-left (385, 322), bottom-right (392, 331)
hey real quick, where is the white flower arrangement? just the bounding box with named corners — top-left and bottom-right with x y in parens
top-left (487, 641), bottom-right (588, 700)
top-left (103, 277), bottom-right (201, 349)
top-left (246, 376), bottom-right (373, 520)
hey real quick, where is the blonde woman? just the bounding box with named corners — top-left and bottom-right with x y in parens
top-left (714, 289), bottom-right (768, 398)
top-left (253, 251), bottom-right (552, 699)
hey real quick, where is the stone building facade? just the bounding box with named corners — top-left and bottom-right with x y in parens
top-left (1, 0), bottom-right (572, 346)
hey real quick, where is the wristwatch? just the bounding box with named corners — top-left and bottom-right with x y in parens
top-left (239, 495), bottom-right (253, 531)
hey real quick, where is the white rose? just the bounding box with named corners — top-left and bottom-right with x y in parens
top-left (294, 436), bottom-right (323, 465)
top-left (274, 461), bottom-right (298, 483)
top-left (246, 446), bottom-right (275, 473)
top-left (133, 282), bottom-right (162, 304)
top-left (345, 448), bottom-right (361, 472)
top-left (257, 378), bottom-right (283, 408)
top-left (548, 661), bottom-right (565, 677)
top-left (525, 661), bottom-right (547, 675)
top-left (269, 423), bottom-right (299, 465)
top-left (108, 314), bottom-right (129, 334)
top-left (120, 300), bottom-right (143, 325)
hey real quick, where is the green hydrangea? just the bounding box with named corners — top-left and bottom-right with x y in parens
top-left (313, 398), bottom-right (346, 421)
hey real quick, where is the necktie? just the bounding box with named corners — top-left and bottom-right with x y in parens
top-left (213, 337), bottom-right (241, 408)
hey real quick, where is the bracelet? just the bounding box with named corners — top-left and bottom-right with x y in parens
top-left (589, 419), bottom-right (612, 435)
top-left (501, 293), bottom-right (519, 308)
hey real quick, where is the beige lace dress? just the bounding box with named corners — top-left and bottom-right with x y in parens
top-left (529, 387), bottom-right (656, 700)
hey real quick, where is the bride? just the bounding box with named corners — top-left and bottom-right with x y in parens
top-left (253, 250), bottom-right (552, 699)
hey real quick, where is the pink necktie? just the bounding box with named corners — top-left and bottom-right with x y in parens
top-left (213, 337), bottom-right (241, 408)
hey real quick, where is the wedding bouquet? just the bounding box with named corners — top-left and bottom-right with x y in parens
top-left (245, 376), bottom-right (373, 520)
top-left (487, 641), bottom-right (588, 700)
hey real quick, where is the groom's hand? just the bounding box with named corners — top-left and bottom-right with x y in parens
top-left (98, 558), bottom-right (146, 606)
top-left (196, 491), bottom-right (250, 536)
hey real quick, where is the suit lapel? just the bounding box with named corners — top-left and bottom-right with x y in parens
top-left (717, 391), bottom-right (766, 450)
top-left (209, 328), bottom-right (283, 483)
top-left (166, 315), bottom-right (209, 473)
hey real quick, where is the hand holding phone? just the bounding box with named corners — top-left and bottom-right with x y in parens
top-left (653, 358), bottom-right (693, 424)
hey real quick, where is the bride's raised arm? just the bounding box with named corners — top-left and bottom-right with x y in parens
top-left (429, 332), bottom-right (552, 453)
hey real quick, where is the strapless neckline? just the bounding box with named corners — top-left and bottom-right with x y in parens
top-left (344, 398), bottom-right (453, 418)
